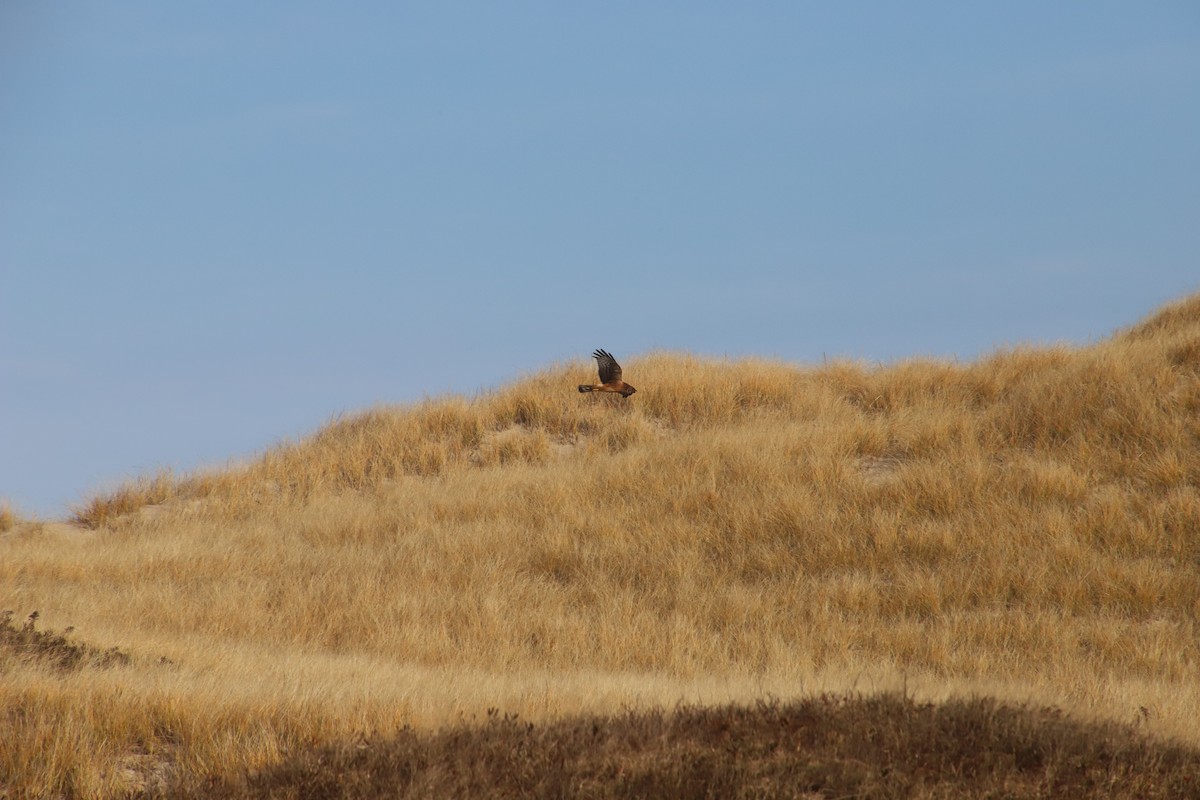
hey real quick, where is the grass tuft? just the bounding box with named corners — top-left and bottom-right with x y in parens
top-left (0, 610), bottom-right (131, 672)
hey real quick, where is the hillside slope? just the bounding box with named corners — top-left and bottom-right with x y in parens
top-left (4, 294), bottom-right (1199, 797)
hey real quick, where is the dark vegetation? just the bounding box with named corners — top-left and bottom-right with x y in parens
top-left (0, 610), bottom-right (130, 672)
top-left (186, 694), bottom-right (1200, 799)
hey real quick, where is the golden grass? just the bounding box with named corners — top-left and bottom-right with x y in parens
top-left (4, 293), bottom-right (1200, 797)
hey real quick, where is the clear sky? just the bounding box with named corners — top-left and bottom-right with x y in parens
top-left (3, 3), bottom-right (1198, 517)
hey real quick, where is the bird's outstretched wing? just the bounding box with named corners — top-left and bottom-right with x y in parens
top-left (593, 349), bottom-right (622, 384)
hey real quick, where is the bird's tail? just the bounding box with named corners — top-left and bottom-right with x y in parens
top-left (578, 385), bottom-right (594, 393)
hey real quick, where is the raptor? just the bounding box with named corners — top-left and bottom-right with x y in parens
top-left (578, 349), bottom-right (637, 398)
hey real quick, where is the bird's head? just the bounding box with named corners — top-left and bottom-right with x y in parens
top-left (621, 386), bottom-right (637, 398)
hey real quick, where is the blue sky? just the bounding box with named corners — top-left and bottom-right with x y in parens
top-left (3, 3), bottom-right (1198, 516)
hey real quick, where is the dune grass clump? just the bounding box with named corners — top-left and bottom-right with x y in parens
top-left (72, 470), bottom-right (178, 530)
top-left (0, 501), bottom-right (16, 533)
top-left (0, 611), bottom-right (131, 672)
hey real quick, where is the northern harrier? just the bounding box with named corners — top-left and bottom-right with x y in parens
top-left (578, 349), bottom-right (637, 398)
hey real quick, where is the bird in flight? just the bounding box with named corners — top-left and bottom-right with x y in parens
top-left (578, 349), bottom-right (637, 398)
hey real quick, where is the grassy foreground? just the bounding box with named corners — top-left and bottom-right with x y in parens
top-left (192, 694), bottom-right (1200, 799)
top-left (3, 294), bottom-right (1200, 797)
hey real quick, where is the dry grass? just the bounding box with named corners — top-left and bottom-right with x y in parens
top-left (4, 293), bottom-right (1200, 797)
top-left (1, 611), bottom-right (131, 672)
top-left (192, 694), bottom-right (1200, 799)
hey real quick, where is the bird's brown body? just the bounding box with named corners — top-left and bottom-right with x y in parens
top-left (578, 349), bottom-right (637, 398)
